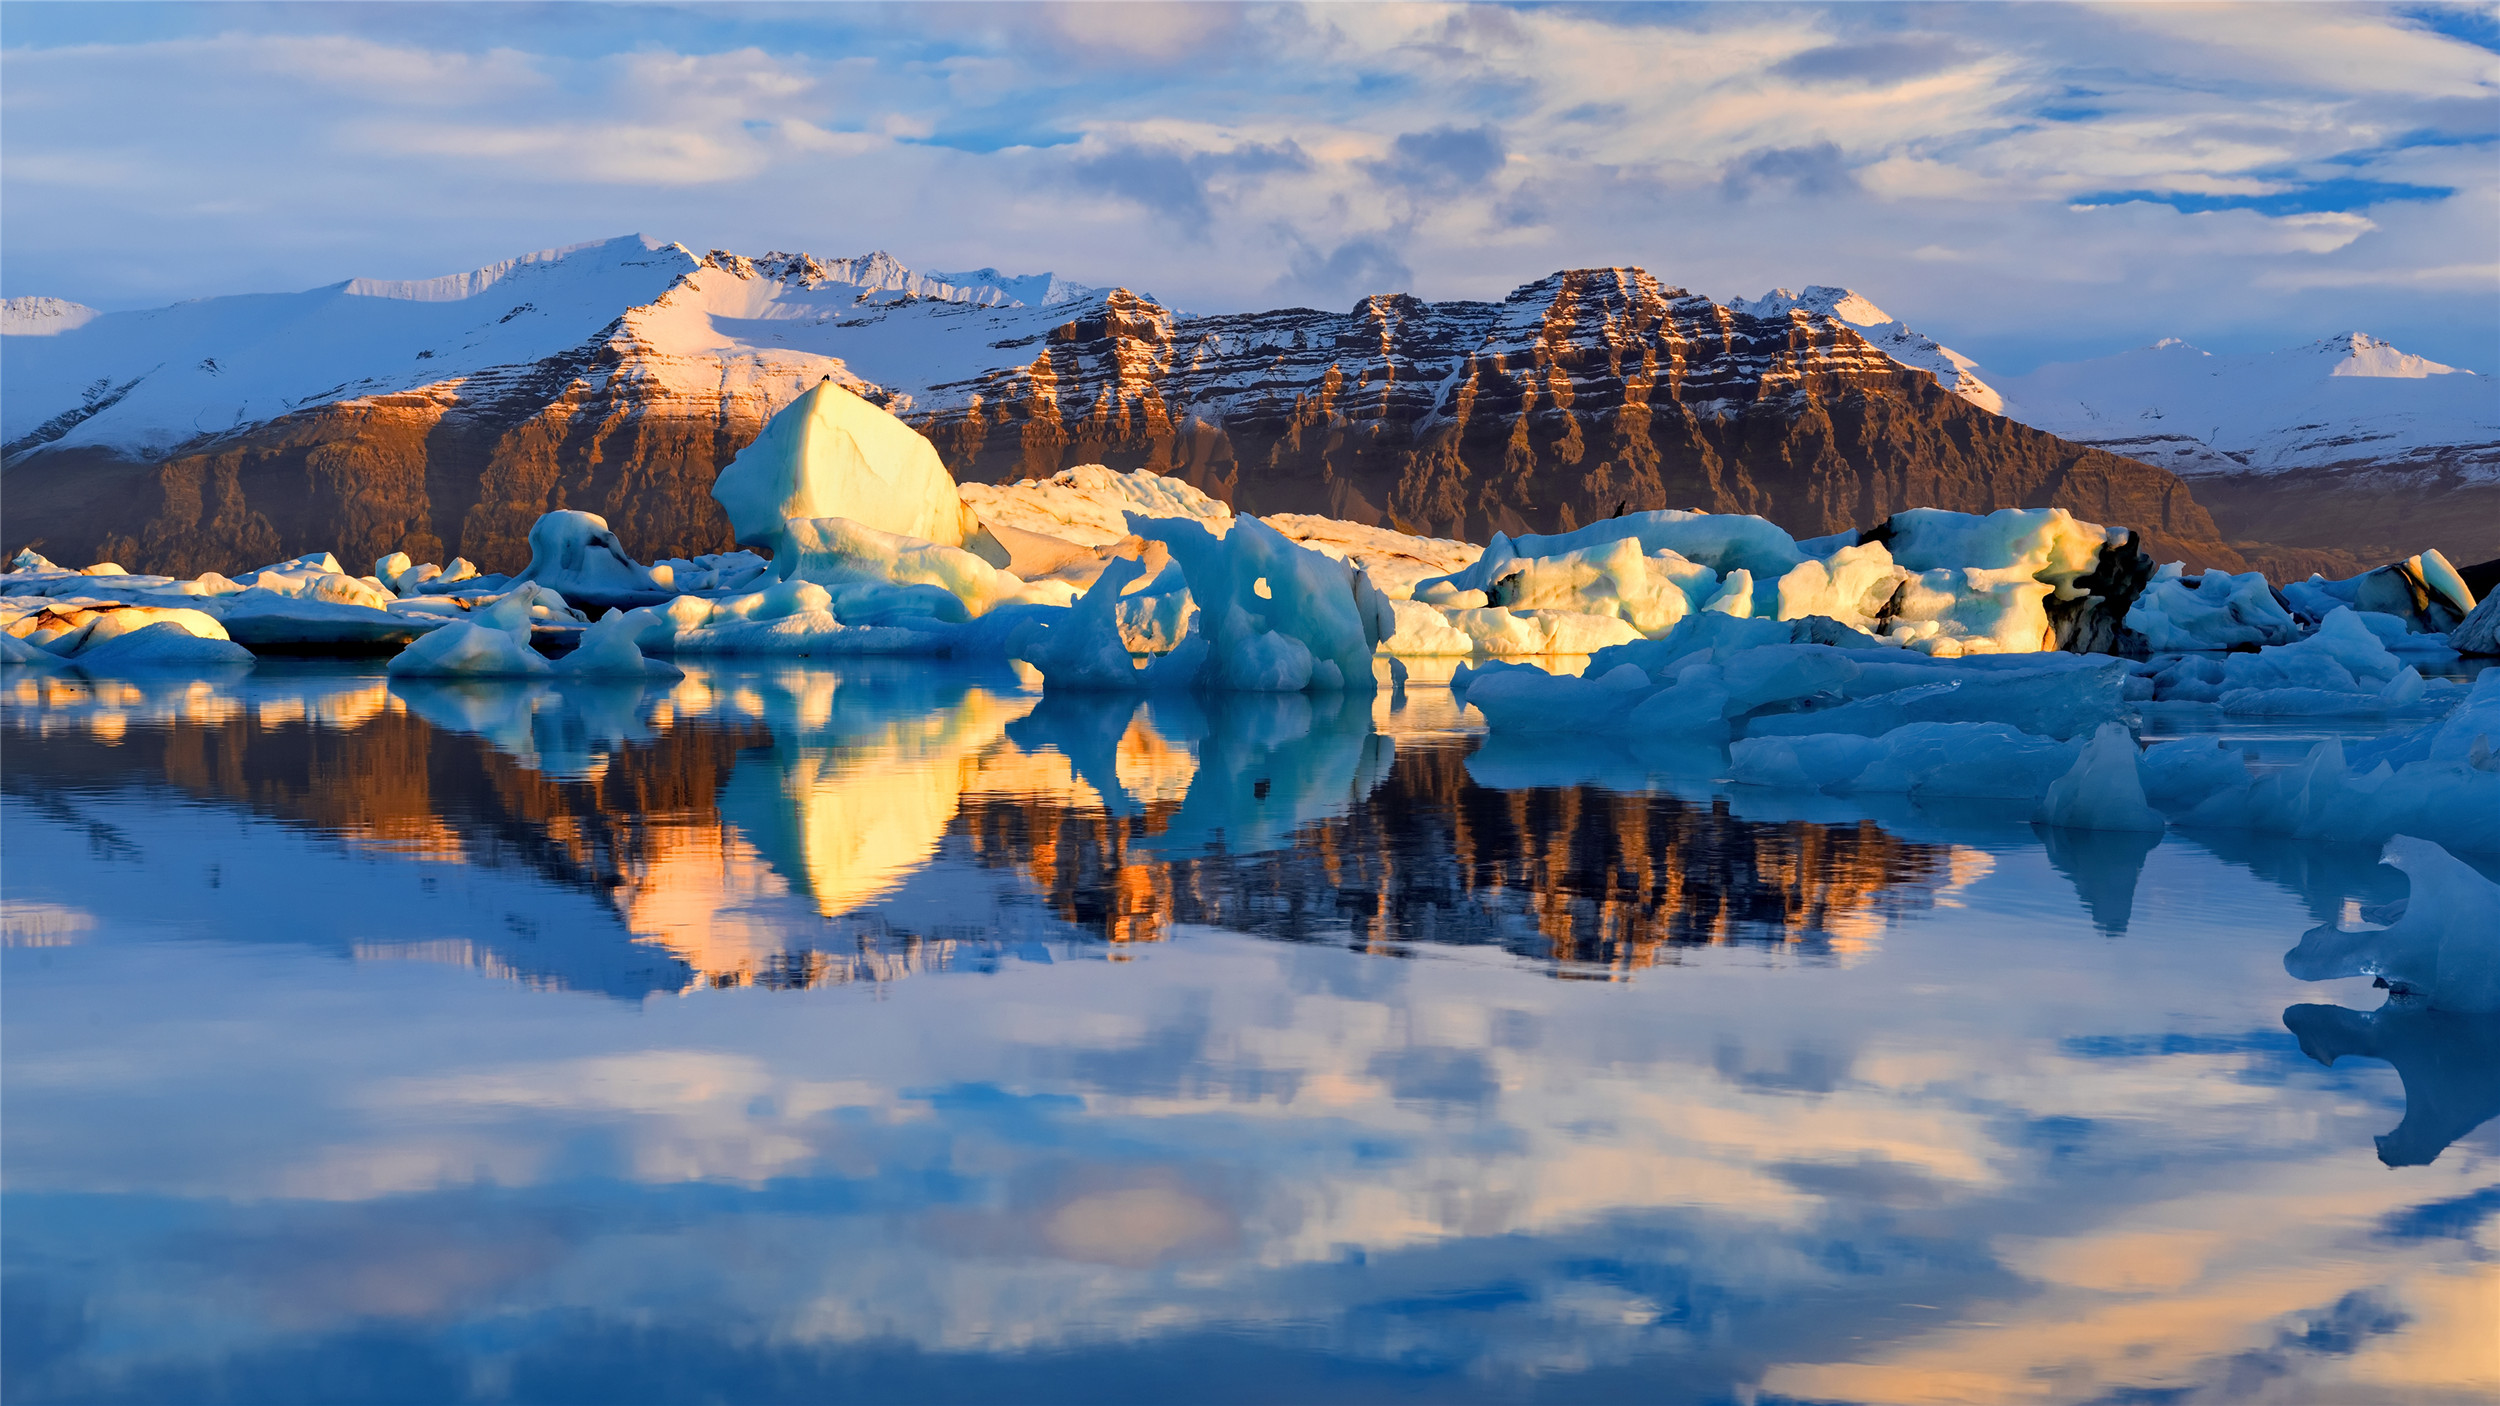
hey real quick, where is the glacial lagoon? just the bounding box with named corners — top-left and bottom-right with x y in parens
top-left (4, 661), bottom-right (2494, 1404)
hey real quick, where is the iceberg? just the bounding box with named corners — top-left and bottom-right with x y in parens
top-left (553, 609), bottom-right (683, 680)
top-left (386, 588), bottom-right (554, 678)
top-left (2123, 567), bottom-right (2301, 652)
top-left (711, 379), bottom-right (989, 557)
top-left (1008, 550), bottom-right (1208, 691)
top-left (2034, 723), bottom-right (2166, 833)
top-left (0, 631), bottom-right (65, 669)
top-left (2283, 837), bottom-right (2500, 1012)
top-left (1417, 509), bottom-right (1808, 602)
top-left (2137, 738), bottom-right (2252, 813)
top-left (508, 510), bottom-right (675, 610)
top-left (2178, 733), bottom-right (2500, 852)
top-left (229, 552), bottom-right (397, 611)
top-left (1117, 514), bottom-right (1393, 692)
top-left (1405, 504), bottom-right (2148, 660)
top-left (1463, 612), bottom-right (2127, 743)
top-left (66, 620), bottom-right (255, 673)
top-left (617, 582), bottom-right (959, 657)
top-left (774, 515), bottom-right (1076, 620)
top-left (2284, 550), bottom-right (2475, 635)
top-left (6, 602), bottom-right (232, 656)
top-left (2453, 590), bottom-right (2500, 656)
top-left (1436, 606), bottom-right (1643, 656)
top-left (2219, 607), bottom-right (2404, 693)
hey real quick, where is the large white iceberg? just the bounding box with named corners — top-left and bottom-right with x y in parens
top-left (711, 379), bottom-right (990, 556)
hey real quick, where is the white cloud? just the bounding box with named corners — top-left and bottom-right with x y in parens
top-left (0, 2), bottom-right (2491, 369)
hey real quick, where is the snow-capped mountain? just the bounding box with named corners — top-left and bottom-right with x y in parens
top-left (1991, 334), bottom-right (2498, 566)
top-left (2, 296), bottom-right (100, 336)
top-left (0, 236), bottom-right (1106, 463)
top-left (1732, 286), bottom-right (2003, 414)
top-left (1, 236), bottom-right (2233, 576)
top-left (1994, 334), bottom-right (2493, 479)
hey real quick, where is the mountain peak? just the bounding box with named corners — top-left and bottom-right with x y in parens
top-left (2307, 332), bottom-right (2465, 379)
top-left (1733, 285), bottom-right (1897, 329)
top-left (1, 296), bottom-right (100, 336)
top-left (1729, 284), bottom-right (2000, 414)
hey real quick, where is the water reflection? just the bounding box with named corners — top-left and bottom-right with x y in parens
top-left (6, 664), bottom-right (2497, 1405)
top-left (3, 666), bottom-right (1989, 991)
top-left (2286, 1000), bottom-right (2500, 1167)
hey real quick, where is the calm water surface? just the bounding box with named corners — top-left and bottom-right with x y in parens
top-left (4, 661), bottom-right (2495, 1404)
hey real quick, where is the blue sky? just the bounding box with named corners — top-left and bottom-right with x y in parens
top-left (3, 1), bottom-right (2495, 374)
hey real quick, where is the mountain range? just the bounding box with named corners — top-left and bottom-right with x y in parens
top-left (4, 234), bottom-right (2486, 580)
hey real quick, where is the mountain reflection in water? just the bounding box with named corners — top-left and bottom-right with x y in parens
top-left (3, 666), bottom-right (1974, 994)
top-left (4, 663), bottom-right (2496, 1406)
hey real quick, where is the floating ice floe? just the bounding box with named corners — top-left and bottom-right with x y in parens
top-left (2284, 837), bottom-right (2500, 1012)
top-left (0, 600), bottom-right (255, 673)
top-left (1463, 613), bottom-right (2129, 742)
top-left (387, 587), bottom-right (560, 678)
top-left (775, 515), bottom-right (1080, 619)
top-left (1008, 548), bottom-right (1208, 690)
top-left (615, 580), bottom-right (959, 657)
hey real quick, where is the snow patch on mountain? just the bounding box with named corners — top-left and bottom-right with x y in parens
top-left (0, 236), bottom-right (1105, 462)
top-left (2, 234), bottom-right (701, 459)
top-left (1995, 335), bottom-right (2497, 481)
top-left (1733, 285), bottom-right (2004, 414)
top-left (3, 297), bottom-right (102, 337)
top-left (926, 267), bottom-right (1105, 309)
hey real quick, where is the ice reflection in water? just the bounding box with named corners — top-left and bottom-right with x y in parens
top-left (2, 662), bottom-right (2496, 1405)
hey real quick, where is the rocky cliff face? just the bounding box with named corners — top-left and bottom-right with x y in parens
top-left (915, 269), bottom-right (2236, 569)
top-left (2, 244), bottom-right (2243, 577)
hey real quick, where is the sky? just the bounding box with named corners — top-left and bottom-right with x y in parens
top-left (3, 0), bottom-right (2496, 375)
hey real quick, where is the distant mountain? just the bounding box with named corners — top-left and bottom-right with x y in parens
top-left (1, 236), bottom-right (2239, 577)
top-left (1731, 286), bottom-right (2003, 414)
top-left (1993, 335), bottom-right (2498, 568)
top-left (1, 296), bottom-right (100, 336)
